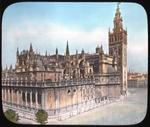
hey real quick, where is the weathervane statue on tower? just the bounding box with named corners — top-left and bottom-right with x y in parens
top-left (117, 2), bottom-right (121, 8)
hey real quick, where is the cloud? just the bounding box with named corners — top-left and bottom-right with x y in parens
top-left (3, 21), bottom-right (108, 54)
top-left (2, 20), bottom-right (148, 72)
top-left (127, 38), bottom-right (148, 72)
top-left (128, 41), bottom-right (147, 56)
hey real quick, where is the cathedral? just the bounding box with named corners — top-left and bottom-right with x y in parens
top-left (2, 4), bottom-right (128, 121)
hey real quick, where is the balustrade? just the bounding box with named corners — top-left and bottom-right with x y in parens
top-left (2, 74), bottom-right (120, 88)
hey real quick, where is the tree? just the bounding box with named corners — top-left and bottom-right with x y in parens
top-left (4, 109), bottom-right (19, 123)
top-left (35, 109), bottom-right (48, 125)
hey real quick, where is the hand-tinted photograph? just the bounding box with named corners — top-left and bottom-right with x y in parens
top-left (2, 2), bottom-right (148, 125)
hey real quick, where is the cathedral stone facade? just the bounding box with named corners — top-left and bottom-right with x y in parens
top-left (2, 5), bottom-right (127, 121)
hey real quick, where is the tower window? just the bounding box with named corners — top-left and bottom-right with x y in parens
top-left (67, 89), bottom-right (71, 94)
top-left (73, 89), bottom-right (76, 92)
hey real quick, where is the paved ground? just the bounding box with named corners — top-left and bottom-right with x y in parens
top-left (18, 88), bottom-right (147, 125)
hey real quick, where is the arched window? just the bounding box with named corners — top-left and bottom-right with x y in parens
top-left (71, 62), bottom-right (74, 66)
top-left (32, 93), bottom-right (35, 103)
top-left (63, 69), bottom-right (66, 74)
top-left (67, 89), bottom-right (71, 94)
top-left (90, 69), bottom-right (92, 74)
top-left (22, 92), bottom-right (25, 102)
top-left (38, 93), bottom-right (41, 105)
top-left (80, 69), bottom-right (84, 78)
top-left (27, 93), bottom-right (30, 103)
top-left (73, 70), bottom-right (76, 79)
top-left (79, 60), bottom-right (84, 68)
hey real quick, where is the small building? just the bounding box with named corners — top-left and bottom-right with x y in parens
top-left (128, 72), bottom-right (147, 88)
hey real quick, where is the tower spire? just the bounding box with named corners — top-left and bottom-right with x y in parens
top-left (66, 40), bottom-right (70, 56)
top-left (17, 47), bottom-right (19, 56)
top-left (29, 43), bottom-right (33, 52)
top-left (56, 47), bottom-right (58, 55)
top-left (76, 49), bottom-right (78, 59)
top-left (81, 48), bottom-right (85, 58)
top-left (56, 47), bottom-right (58, 61)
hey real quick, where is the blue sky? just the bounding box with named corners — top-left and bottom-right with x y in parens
top-left (2, 2), bottom-right (148, 73)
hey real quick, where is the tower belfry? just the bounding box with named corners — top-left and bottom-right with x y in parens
top-left (113, 2), bottom-right (123, 32)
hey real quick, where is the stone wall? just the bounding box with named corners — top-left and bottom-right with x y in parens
top-left (45, 84), bottom-right (95, 111)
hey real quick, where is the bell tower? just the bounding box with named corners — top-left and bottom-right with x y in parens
top-left (108, 3), bottom-right (128, 95)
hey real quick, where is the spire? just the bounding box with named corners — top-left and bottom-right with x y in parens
top-left (100, 44), bottom-right (104, 53)
top-left (9, 64), bottom-right (12, 70)
top-left (76, 49), bottom-right (78, 55)
top-left (76, 49), bottom-right (78, 59)
top-left (66, 40), bottom-right (70, 56)
top-left (96, 45), bottom-right (100, 53)
top-left (81, 48), bottom-right (84, 54)
top-left (17, 47), bottom-right (19, 56)
top-left (29, 43), bottom-right (33, 52)
top-left (56, 48), bottom-right (58, 61)
top-left (56, 48), bottom-right (58, 55)
top-left (81, 48), bottom-right (85, 58)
